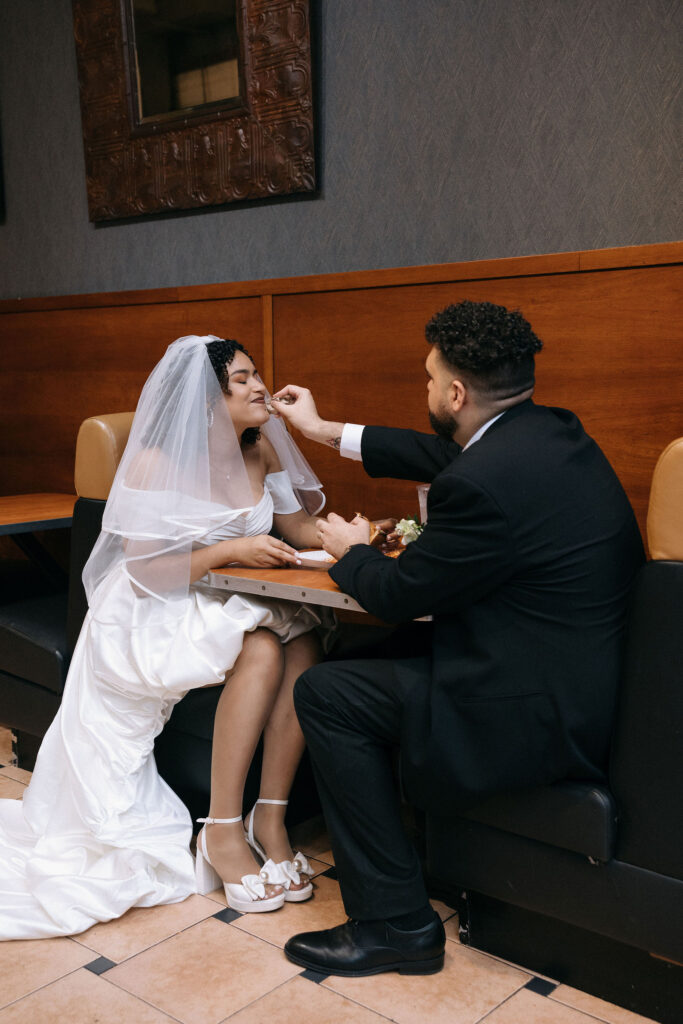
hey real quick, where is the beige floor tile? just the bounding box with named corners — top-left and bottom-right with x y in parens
top-left (486, 987), bottom-right (603, 1023)
top-left (444, 914), bottom-right (462, 941)
top-left (323, 936), bottom-right (530, 1024)
top-left (229, 974), bottom-right (390, 1023)
top-left (106, 916), bottom-right (299, 1024)
top-left (201, 885), bottom-right (229, 907)
top-left (0, 936), bottom-right (94, 1007)
top-left (551, 984), bottom-right (661, 1024)
top-left (229, 974), bottom-right (389, 1024)
top-left (297, 833), bottom-right (333, 859)
top-left (308, 856), bottom-right (334, 877)
top-left (0, 727), bottom-right (12, 765)
top-left (431, 898), bottom-right (457, 921)
top-left (0, 967), bottom-right (177, 1024)
top-left (232, 873), bottom-right (346, 948)
top-left (0, 766), bottom-right (32, 784)
top-left (73, 894), bottom-right (219, 962)
top-left (0, 778), bottom-right (26, 799)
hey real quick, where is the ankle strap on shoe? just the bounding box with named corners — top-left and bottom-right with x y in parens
top-left (196, 815), bottom-right (243, 824)
top-left (256, 798), bottom-right (288, 806)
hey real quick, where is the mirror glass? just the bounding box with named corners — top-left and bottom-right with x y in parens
top-left (130, 0), bottom-right (241, 120)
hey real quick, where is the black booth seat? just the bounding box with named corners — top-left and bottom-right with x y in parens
top-left (426, 557), bottom-right (683, 1024)
top-left (0, 558), bottom-right (69, 751)
top-left (0, 592), bottom-right (69, 695)
top-left (462, 780), bottom-right (618, 863)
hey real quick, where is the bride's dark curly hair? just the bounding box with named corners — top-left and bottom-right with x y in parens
top-left (425, 301), bottom-right (543, 397)
top-left (205, 338), bottom-right (261, 446)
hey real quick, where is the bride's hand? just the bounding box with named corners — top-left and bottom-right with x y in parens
top-left (230, 536), bottom-right (301, 568)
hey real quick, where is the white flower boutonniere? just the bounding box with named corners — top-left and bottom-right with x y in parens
top-left (395, 516), bottom-right (425, 546)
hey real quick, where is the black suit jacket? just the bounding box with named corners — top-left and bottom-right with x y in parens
top-left (329, 401), bottom-right (645, 811)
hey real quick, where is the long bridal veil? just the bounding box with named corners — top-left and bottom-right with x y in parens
top-left (0, 334), bottom-right (327, 940)
top-left (83, 334), bottom-right (324, 626)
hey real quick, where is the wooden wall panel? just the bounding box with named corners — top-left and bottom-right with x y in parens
top-left (273, 262), bottom-right (683, 533)
top-left (0, 298), bottom-right (263, 494)
top-left (0, 244), bottom-right (680, 548)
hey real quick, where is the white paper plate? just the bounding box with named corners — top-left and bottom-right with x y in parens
top-left (296, 549), bottom-right (336, 569)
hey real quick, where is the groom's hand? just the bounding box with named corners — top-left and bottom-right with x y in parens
top-left (316, 513), bottom-right (371, 560)
top-left (271, 385), bottom-right (344, 449)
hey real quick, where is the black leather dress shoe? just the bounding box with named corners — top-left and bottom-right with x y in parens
top-left (284, 913), bottom-right (446, 977)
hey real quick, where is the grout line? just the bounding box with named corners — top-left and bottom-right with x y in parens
top-left (99, 971), bottom-right (185, 1024)
top-left (470, 978), bottom-right (537, 1023)
top-left (0, 959), bottom-right (102, 1014)
top-left (218, 974), bottom-right (303, 1022)
top-left (225, 920), bottom-right (289, 953)
top-left (545, 989), bottom-right (651, 1024)
top-left (473, 981), bottom-right (624, 1024)
top-left (458, 939), bottom-right (556, 984)
top-left (319, 977), bottom-right (404, 1021)
top-left (71, 906), bottom-right (219, 962)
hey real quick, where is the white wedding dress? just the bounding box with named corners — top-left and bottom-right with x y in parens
top-left (0, 473), bottom-right (330, 940)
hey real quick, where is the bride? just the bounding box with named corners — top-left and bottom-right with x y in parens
top-left (0, 334), bottom-right (333, 939)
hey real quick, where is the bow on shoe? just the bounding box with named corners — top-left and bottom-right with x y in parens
top-left (278, 851), bottom-right (311, 886)
top-left (242, 858), bottom-right (288, 899)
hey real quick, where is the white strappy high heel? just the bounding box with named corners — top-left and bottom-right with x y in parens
top-left (195, 815), bottom-right (286, 913)
top-left (244, 799), bottom-right (314, 903)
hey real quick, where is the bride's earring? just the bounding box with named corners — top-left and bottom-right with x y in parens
top-left (207, 406), bottom-right (214, 428)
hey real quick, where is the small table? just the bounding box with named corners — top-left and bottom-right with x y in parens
top-left (0, 493), bottom-right (77, 586)
top-left (0, 493), bottom-right (77, 536)
top-left (208, 564), bottom-right (431, 624)
top-left (208, 564), bottom-right (366, 614)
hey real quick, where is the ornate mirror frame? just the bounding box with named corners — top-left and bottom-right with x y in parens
top-left (72, 0), bottom-right (316, 221)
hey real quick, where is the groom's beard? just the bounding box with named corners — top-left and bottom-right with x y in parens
top-left (429, 408), bottom-right (458, 442)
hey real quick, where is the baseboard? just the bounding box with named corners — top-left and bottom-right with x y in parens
top-left (451, 888), bottom-right (683, 1024)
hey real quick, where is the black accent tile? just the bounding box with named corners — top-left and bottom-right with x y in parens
top-left (301, 968), bottom-right (329, 983)
top-left (321, 866), bottom-right (338, 881)
top-left (84, 956), bottom-right (117, 975)
top-left (525, 977), bottom-right (558, 996)
top-left (213, 907), bottom-right (242, 924)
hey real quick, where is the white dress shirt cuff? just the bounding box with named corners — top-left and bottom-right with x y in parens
top-left (340, 423), bottom-right (365, 461)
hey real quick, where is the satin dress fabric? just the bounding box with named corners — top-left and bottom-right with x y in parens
top-left (0, 474), bottom-right (329, 939)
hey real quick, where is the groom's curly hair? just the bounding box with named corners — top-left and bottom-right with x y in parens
top-left (425, 301), bottom-right (543, 398)
top-left (205, 338), bottom-right (261, 446)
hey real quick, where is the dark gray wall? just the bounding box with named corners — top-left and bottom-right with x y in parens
top-left (0, 1), bottom-right (680, 301)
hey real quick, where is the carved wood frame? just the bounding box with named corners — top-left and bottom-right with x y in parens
top-left (72, 0), bottom-right (316, 221)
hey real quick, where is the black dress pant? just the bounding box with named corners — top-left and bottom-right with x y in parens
top-left (294, 651), bottom-right (432, 920)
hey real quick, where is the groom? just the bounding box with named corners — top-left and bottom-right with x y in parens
top-left (273, 300), bottom-right (644, 977)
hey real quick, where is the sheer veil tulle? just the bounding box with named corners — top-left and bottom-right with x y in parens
top-left (0, 334), bottom-right (331, 942)
top-left (260, 389), bottom-right (325, 516)
top-left (82, 334), bottom-right (324, 625)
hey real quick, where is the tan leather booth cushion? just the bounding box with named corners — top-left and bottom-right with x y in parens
top-left (647, 437), bottom-right (683, 561)
top-left (74, 413), bottom-right (135, 500)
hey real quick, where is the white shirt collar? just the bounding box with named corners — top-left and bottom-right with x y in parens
top-left (462, 411), bottom-right (506, 451)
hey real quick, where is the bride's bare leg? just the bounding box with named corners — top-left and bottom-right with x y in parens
top-left (250, 630), bottom-right (322, 885)
top-left (205, 628), bottom-right (284, 891)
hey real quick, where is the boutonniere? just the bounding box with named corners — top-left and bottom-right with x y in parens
top-left (394, 517), bottom-right (424, 545)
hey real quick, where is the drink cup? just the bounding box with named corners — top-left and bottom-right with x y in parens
top-left (417, 484), bottom-right (430, 524)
